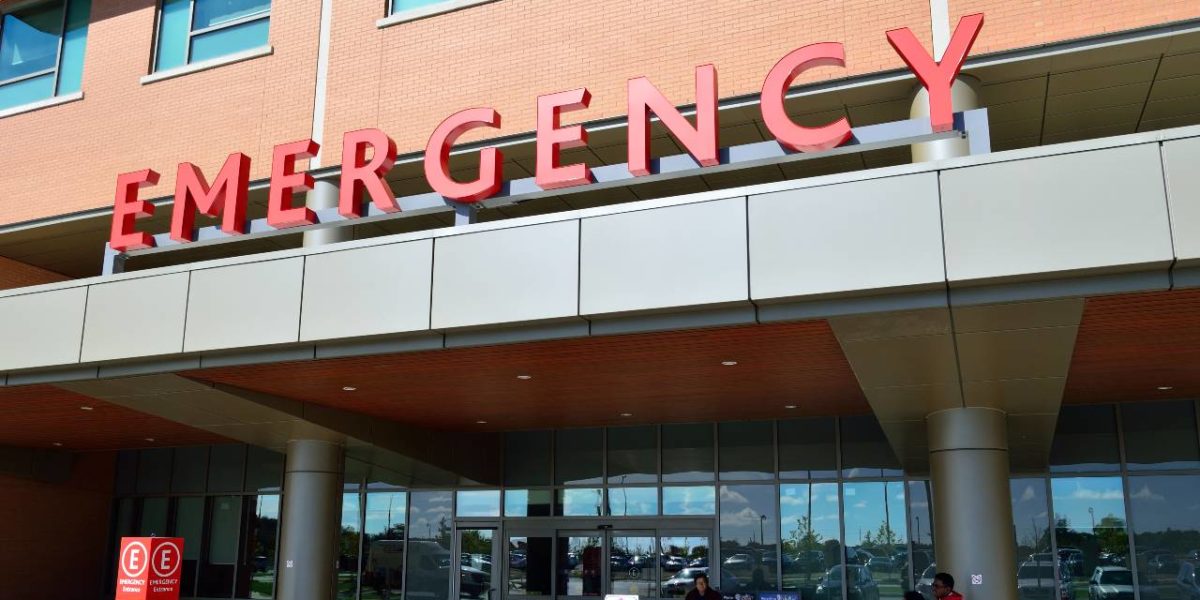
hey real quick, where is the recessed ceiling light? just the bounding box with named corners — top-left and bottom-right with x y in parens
top-left (80, 406), bottom-right (93, 411)
top-left (476, 420), bottom-right (488, 424)
top-left (1158, 386), bottom-right (1174, 391)
top-left (144, 438), bottom-right (156, 442)
top-left (342, 386), bottom-right (357, 392)
top-left (721, 361), bottom-right (738, 366)
top-left (784, 405), bottom-right (797, 409)
top-left (516, 375), bottom-right (532, 380)
top-left (52, 442), bottom-right (63, 447)
top-left (620, 412), bottom-right (633, 417)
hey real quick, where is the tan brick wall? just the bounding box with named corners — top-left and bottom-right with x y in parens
top-left (0, 256), bottom-right (68, 290)
top-left (322, 0), bottom-right (935, 165)
top-left (951, 0), bottom-right (1200, 55)
top-left (0, 0), bottom-right (321, 226)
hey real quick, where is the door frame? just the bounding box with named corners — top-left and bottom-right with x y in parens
top-left (500, 518), bottom-right (716, 600)
top-left (455, 522), bottom-right (502, 600)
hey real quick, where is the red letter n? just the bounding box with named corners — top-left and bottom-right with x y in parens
top-left (627, 64), bottom-right (719, 176)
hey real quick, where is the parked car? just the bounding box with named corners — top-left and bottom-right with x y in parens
top-left (1089, 567), bottom-right (1135, 600)
top-left (815, 565), bottom-right (880, 600)
top-left (1018, 560), bottom-right (1060, 600)
top-left (1146, 551), bottom-right (1179, 575)
top-left (663, 567), bottom-right (711, 596)
top-left (1060, 548), bottom-right (1085, 576)
top-left (1177, 562), bottom-right (1200, 600)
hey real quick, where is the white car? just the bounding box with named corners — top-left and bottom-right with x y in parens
top-left (1089, 567), bottom-right (1135, 600)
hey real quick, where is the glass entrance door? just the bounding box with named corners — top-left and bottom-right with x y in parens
top-left (505, 526), bottom-right (711, 600)
top-left (457, 527), bottom-right (501, 600)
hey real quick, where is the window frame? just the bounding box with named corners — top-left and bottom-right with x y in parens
top-left (0, 0), bottom-right (69, 90)
top-left (378, 0), bottom-right (498, 28)
top-left (151, 0), bottom-right (271, 72)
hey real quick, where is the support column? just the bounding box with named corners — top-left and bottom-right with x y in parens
top-left (909, 75), bottom-right (981, 162)
top-left (928, 407), bottom-right (1017, 600)
top-left (303, 180), bottom-right (351, 247)
top-left (275, 439), bottom-right (344, 600)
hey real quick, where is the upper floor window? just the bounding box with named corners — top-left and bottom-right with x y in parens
top-left (387, 0), bottom-right (492, 20)
top-left (154, 0), bottom-right (269, 72)
top-left (0, 0), bottom-right (90, 111)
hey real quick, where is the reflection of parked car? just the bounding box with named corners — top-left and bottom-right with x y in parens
top-left (661, 555), bottom-right (686, 571)
top-left (867, 556), bottom-right (896, 572)
top-left (1018, 561), bottom-right (1060, 600)
top-left (510, 551), bottom-right (527, 569)
top-left (1145, 551), bottom-right (1179, 574)
top-left (1178, 563), bottom-right (1200, 600)
top-left (917, 564), bottom-right (937, 600)
top-left (689, 557), bottom-right (708, 568)
top-left (796, 551), bottom-right (826, 572)
top-left (1089, 567), bottom-right (1135, 600)
top-left (661, 567), bottom-right (739, 596)
top-left (815, 566), bottom-right (879, 600)
top-left (1061, 549), bottom-right (1085, 576)
top-left (724, 554), bottom-right (753, 568)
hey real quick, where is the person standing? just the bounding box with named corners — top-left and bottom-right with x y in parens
top-left (685, 573), bottom-right (722, 600)
top-left (933, 573), bottom-right (964, 600)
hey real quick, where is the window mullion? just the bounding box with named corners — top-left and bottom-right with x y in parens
top-left (51, 0), bottom-right (69, 91)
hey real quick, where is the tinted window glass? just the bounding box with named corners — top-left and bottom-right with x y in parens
top-left (719, 484), bottom-right (778, 592)
top-left (781, 482), bottom-right (841, 599)
top-left (1010, 477), bottom-right (1052, 600)
top-left (662, 423), bottom-right (714, 483)
top-left (407, 491), bottom-right (454, 600)
top-left (137, 448), bottom-right (173, 494)
top-left (504, 489), bottom-right (553, 517)
top-left (607, 487), bottom-right (658, 516)
top-left (719, 421), bottom-right (774, 481)
top-left (363, 491), bottom-right (407, 599)
top-left (558, 488), bottom-right (603, 517)
top-left (115, 450), bottom-right (138, 495)
top-left (908, 481), bottom-right (935, 588)
top-left (1121, 400), bottom-right (1200, 471)
top-left (139, 496), bottom-right (169, 536)
top-left (663, 486), bottom-right (715, 516)
top-left (208, 444), bottom-right (247, 492)
top-left (0, 2), bottom-right (65, 81)
top-left (192, 0), bottom-right (269, 29)
top-left (504, 431), bottom-right (551, 487)
top-left (556, 428), bottom-right (602, 485)
top-left (199, 495), bottom-right (241, 597)
top-left (1051, 477), bottom-right (1127, 599)
top-left (842, 482), bottom-right (908, 600)
top-left (608, 425), bottom-right (657, 484)
top-left (779, 418), bottom-right (837, 479)
top-left (338, 493), bottom-right (361, 600)
top-left (840, 415), bottom-right (902, 478)
top-left (246, 495), bottom-right (279, 598)
top-left (1128, 475), bottom-right (1200, 600)
top-left (1049, 406), bottom-right (1120, 473)
top-left (457, 490), bottom-right (501, 518)
top-left (175, 496), bottom-right (204, 597)
top-left (244, 445), bottom-right (284, 492)
top-left (172, 446), bottom-right (209, 493)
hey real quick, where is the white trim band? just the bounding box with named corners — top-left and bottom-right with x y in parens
top-left (376, 0), bottom-right (498, 28)
top-left (140, 45), bottom-right (274, 85)
top-left (0, 91), bottom-right (83, 120)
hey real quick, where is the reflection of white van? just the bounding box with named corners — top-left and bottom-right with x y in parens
top-left (365, 539), bottom-right (406, 592)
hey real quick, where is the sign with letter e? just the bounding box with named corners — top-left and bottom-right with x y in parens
top-left (116, 537), bottom-right (184, 600)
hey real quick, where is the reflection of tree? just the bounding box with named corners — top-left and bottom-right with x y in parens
top-left (861, 522), bottom-right (900, 556)
top-left (785, 516), bottom-right (824, 555)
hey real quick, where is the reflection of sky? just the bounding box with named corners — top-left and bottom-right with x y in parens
top-left (457, 490), bottom-right (501, 517)
top-left (663, 486), bottom-right (716, 515)
top-left (720, 485), bottom-right (779, 545)
top-left (562, 488), bottom-right (604, 516)
top-left (410, 491), bottom-right (453, 540)
top-left (364, 492), bottom-right (406, 535)
top-left (341, 493), bottom-right (361, 532)
top-left (780, 483), bottom-right (841, 542)
top-left (1127, 475), bottom-right (1200, 534)
top-left (256, 494), bottom-right (280, 518)
top-left (1010, 479), bottom-right (1050, 549)
top-left (842, 482), bottom-right (907, 547)
top-left (608, 487), bottom-right (658, 516)
top-left (1051, 477), bottom-right (1125, 533)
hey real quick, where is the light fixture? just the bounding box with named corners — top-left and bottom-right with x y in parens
top-left (52, 442), bottom-right (63, 447)
top-left (145, 437), bottom-right (156, 442)
top-left (516, 375), bottom-right (532, 380)
top-left (721, 361), bottom-right (738, 366)
top-left (342, 386), bottom-right (357, 392)
top-left (476, 420), bottom-right (488, 424)
top-left (784, 405), bottom-right (797, 409)
top-left (620, 412), bottom-right (633, 417)
top-left (80, 406), bottom-right (93, 411)
top-left (1158, 386), bottom-right (1174, 391)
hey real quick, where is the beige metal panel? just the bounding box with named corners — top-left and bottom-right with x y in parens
top-left (431, 221), bottom-right (580, 330)
top-left (300, 240), bottom-right (434, 341)
top-left (750, 173), bottom-right (945, 301)
top-left (942, 143), bottom-right (1174, 284)
top-left (580, 198), bottom-right (747, 316)
top-left (1163, 137), bottom-right (1200, 266)
top-left (184, 258), bottom-right (305, 352)
top-left (81, 273), bottom-right (189, 362)
top-left (835, 334), bottom-right (960, 388)
top-left (825, 307), bottom-right (950, 342)
top-left (963, 377), bottom-right (1068, 414)
top-left (951, 298), bottom-right (1084, 333)
top-left (955, 326), bottom-right (1080, 382)
top-left (0, 286), bottom-right (87, 371)
top-left (864, 383), bottom-right (963, 420)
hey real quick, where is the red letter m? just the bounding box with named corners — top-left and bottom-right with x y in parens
top-left (171, 152), bottom-right (251, 243)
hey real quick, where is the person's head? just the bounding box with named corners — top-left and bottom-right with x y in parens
top-left (694, 573), bottom-right (710, 594)
top-left (933, 573), bottom-right (955, 598)
top-left (905, 592), bottom-right (926, 600)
